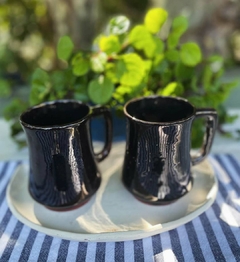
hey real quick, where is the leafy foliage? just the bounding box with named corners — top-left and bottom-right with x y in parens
top-left (57, 36), bottom-right (74, 61)
top-left (1, 7), bottom-right (238, 148)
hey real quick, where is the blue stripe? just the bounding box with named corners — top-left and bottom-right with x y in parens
top-left (0, 209), bottom-right (12, 239)
top-left (37, 235), bottom-right (53, 262)
top-left (224, 155), bottom-right (240, 194)
top-left (0, 162), bottom-right (9, 180)
top-left (184, 221), bottom-right (205, 262)
top-left (57, 239), bottom-right (70, 262)
top-left (0, 221), bottom-right (24, 262)
top-left (151, 234), bottom-right (162, 255)
top-left (115, 242), bottom-right (124, 262)
top-left (0, 164), bottom-right (11, 205)
top-left (18, 229), bottom-right (38, 261)
top-left (0, 184), bottom-right (8, 205)
top-left (0, 162), bottom-right (21, 205)
top-left (134, 239), bottom-right (144, 262)
top-left (95, 242), bottom-right (106, 262)
top-left (199, 212), bottom-right (226, 262)
top-left (211, 201), bottom-right (240, 260)
top-left (211, 156), bottom-right (240, 259)
top-left (215, 155), bottom-right (240, 196)
top-left (214, 158), bottom-right (240, 209)
top-left (169, 229), bottom-right (184, 261)
top-left (76, 242), bottom-right (88, 262)
top-left (227, 154), bottom-right (240, 176)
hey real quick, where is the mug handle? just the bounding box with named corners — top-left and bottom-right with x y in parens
top-left (90, 106), bottom-right (113, 162)
top-left (191, 108), bottom-right (218, 166)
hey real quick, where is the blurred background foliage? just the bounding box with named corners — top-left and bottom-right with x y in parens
top-left (1, 0), bottom-right (240, 85)
top-left (0, 0), bottom-right (240, 147)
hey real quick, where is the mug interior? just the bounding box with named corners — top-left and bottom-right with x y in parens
top-left (21, 101), bottom-right (89, 127)
top-left (125, 96), bottom-right (195, 123)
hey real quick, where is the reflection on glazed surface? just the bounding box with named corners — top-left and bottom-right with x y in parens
top-left (26, 122), bottom-right (101, 208)
top-left (122, 120), bottom-right (193, 204)
top-left (122, 96), bottom-right (217, 205)
top-left (20, 100), bottom-right (113, 210)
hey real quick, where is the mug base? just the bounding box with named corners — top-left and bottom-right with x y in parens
top-left (44, 196), bottom-right (92, 212)
top-left (132, 194), bottom-right (178, 206)
top-left (29, 178), bottom-right (101, 212)
top-left (124, 178), bottom-right (193, 206)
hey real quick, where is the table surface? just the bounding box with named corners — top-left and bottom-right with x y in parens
top-left (1, 153), bottom-right (240, 261)
top-left (0, 115), bottom-right (240, 261)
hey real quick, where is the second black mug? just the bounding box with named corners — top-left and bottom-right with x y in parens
top-left (122, 96), bottom-right (218, 205)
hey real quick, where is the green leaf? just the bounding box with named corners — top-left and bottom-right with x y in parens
top-left (167, 16), bottom-right (188, 50)
top-left (0, 79), bottom-right (11, 97)
top-left (188, 96), bottom-right (206, 108)
top-left (143, 60), bottom-right (153, 76)
top-left (154, 37), bottom-right (164, 53)
top-left (30, 68), bottom-right (51, 105)
top-left (144, 8), bottom-right (168, 34)
top-left (202, 65), bottom-right (213, 90)
top-left (165, 49), bottom-right (179, 62)
top-left (71, 53), bottom-right (90, 76)
top-left (32, 68), bottom-right (49, 85)
top-left (180, 42), bottom-right (202, 67)
top-left (131, 83), bottom-right (146, 95)
top-left (158, 82), bottom-right (183, 96)
top-left (57, 36), bottom-right (74, 61)
top-left (3, 98), bottom-right (28, 121)
top-left (129, 25), bottom-right (156, 58)
top-left (51, 70), bottom-right (65, 85)
top-left (175, 62), bottom-right (195, 81)
top-left (153, 59), bottom-right (168, 74)
top-left (108, 16), bottom-right (130, 35)
top-left (30, 83), bottom-right (50, 105)
top-left (115, 85), bottom-right (132, 95)
top-left (161, 70), bottom-right (173, 86)
top-left (74, 93), bottom-right (89, 102)
top-left (10, 120), bottom-right (27, 148)
top-left (50, 71), bottom-right (68, 99)
top-left (74, 84), bottom-right (89, 102)
top-left (99, 35), bottom-right (121, 54)
top-left (117, 53), bottom-right (145, 86)
top-left (88, 76), bottom-right (114, 104)
top-left (153, 53), bottom-right (165, 67)
top-left (90, 52), bottom-right (108, 73)
top-left (105, 63), bottom-right (119, 84)
top-left (172, 16), bottom-right (188, 36)
top-left (167, 32), bottom-right (180, 49)
top-left (113, 85), bottom-right (132, 103)
top-left (222, 80), bottom-right (239, 90)
top-left (190, 76), bottom-right (198, 92)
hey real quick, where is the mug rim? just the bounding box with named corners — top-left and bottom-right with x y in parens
top-left (124, 95), bottom-right (196, 125)
top-left (20, 99), bottom-right (90, 130)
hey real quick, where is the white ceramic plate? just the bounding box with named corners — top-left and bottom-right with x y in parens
top-left (6, 155), bottom-right (218, 242)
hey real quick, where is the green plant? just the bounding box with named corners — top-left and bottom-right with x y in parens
top-left (2, 8), bottom-right (238, 147)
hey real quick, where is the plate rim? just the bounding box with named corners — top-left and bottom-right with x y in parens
top-left (6, 158), bottom-right (218, 242)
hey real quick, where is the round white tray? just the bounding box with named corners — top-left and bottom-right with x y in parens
top-left (7, 155), bottom-right (218, 242)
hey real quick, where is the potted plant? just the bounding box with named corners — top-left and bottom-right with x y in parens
top-left (2, 7), bottom-right (238, 147)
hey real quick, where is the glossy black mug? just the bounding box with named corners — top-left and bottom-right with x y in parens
top-left (122, 96), bottom-right (218, 205)
top-left (20, 100), bottom-right (112, 210)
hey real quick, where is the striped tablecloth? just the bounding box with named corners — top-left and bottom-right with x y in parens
top-left (0, 154), bottom-right (240, 262)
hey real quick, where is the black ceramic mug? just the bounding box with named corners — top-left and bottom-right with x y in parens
top-left (122, 96), bottom-right (218, 205)
top-left (20, 100), bottom-right (112, 210)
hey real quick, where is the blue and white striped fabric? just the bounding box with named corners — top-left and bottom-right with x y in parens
top-left (0, 155), bottom-right (240, 262)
